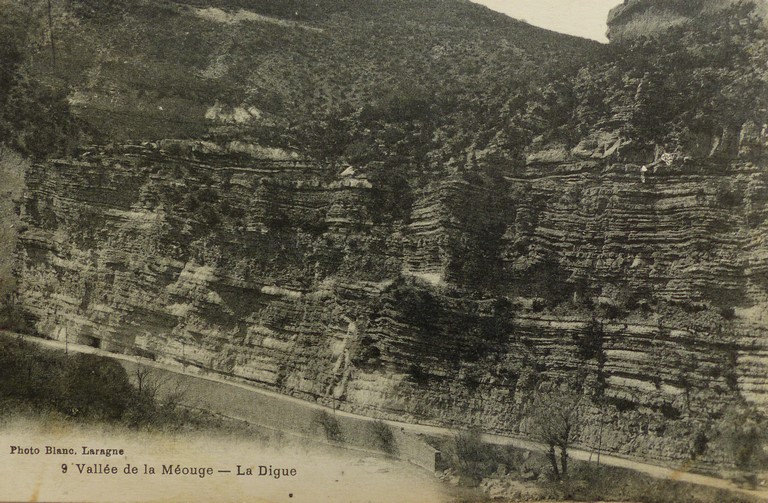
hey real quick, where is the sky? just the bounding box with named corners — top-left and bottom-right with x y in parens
top-left (471, 0), bottom-right (622, 42)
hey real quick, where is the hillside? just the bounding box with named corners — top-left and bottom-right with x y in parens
top-left (2, 0), bottom-right (601, 150)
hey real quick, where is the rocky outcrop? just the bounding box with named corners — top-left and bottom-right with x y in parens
top-left (15, 144), bottom-right (768, 468)
top-left (607, 0), bottom-right (768, 42)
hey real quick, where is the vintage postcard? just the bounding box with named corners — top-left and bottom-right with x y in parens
top-left (1, 0), bottom-right (767, 501)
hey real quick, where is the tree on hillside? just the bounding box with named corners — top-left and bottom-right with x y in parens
top-left (527, 390), bottom-right (582, 479)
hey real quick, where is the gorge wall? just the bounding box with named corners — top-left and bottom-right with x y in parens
top-left (15, 142), bottom-right (768, 468)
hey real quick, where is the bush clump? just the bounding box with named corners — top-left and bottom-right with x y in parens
top-left (0, 338), bottom-right (191, 429)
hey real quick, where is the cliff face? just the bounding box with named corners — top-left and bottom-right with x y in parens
top-left (0, 150), bottom-right (26, 301)
top-left (16, 143), bottom-right (768, 466)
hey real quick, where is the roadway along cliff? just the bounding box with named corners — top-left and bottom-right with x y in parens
top-left (14, 142), bottom-right (768, 469)
top-left (3, 329), bottom-right (767, 501)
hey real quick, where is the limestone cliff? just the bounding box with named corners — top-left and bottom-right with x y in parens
top-left (16, 142), bottom-right (768, 468)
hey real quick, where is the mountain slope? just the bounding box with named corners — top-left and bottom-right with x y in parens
top-left (7, 0), bottom-right (602, 145)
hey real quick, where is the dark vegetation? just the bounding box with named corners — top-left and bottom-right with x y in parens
top-left (0, 149), bottom-right (26, 309)
top-left (1, 0), bottom-right (601, 155)
top-left (0, 337), bottom-right (197, 429)
top-left (374, 420), bottom-right (397, 453)
top-left (0, 4), bottom-right (88, 159)
top-left (527, 391), bottom-right (581, 479)
top-left (447, 428), bottom-right (504, 485)
top-left (575, 1), bottom-right (768, 157)
top-left (716, 404), bottom-right (768, 474)
top-left (372, 275), bottom-right (516, 386)
top-left (436, 358), bottom-right (768, 494)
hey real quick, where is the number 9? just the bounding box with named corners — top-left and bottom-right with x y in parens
top-left (61, 464), bottom-right (67, 474)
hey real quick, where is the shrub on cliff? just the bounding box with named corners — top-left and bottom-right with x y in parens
top-left (715, 404), bottom-right (768, 475)
top-left (719, 306), bottom-right (737, 320)
top-left (715, 181), bottom-right (744, 209)
top-left (364, 168), bottom-right (414, 224)
top-left (519, 257), bottom-right (572, 309)
top-left (407, 364), bottom-right (430, 387)
top-left (385, 277), bottom-right (441, 338)
top-left (575, 318), bottom-right (605, 361)
top-left (349, 335), bottom-right (382, 370)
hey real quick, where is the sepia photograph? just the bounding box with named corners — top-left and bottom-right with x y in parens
top-left (1, 0), bottom-right (767, 501)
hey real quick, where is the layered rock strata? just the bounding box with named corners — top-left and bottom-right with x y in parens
top-left (16, 144), bottom-right (768, 466)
